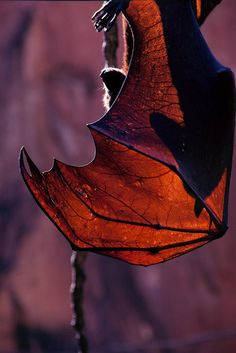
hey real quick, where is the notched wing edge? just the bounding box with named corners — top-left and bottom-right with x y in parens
top-left (19, 147), bottom-right (86, 251)
top-left (19, 145), bottom-right (226, 246)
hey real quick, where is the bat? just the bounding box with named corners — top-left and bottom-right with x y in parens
top-left (99, 0), bottom-right (224, 108)
top-left (20, 0), bottom-right (235, 266)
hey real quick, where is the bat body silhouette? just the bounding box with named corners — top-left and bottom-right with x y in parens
top-left (20, 0), bottom-right (235, 266)
top-left (99, 0), bottom-right (223, 108)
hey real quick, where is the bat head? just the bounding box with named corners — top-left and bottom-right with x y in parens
top-left (100, 67), bottom-right (126, 109)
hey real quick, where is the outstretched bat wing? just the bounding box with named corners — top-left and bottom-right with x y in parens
top-left (20, 0), bottom-right (235, 266)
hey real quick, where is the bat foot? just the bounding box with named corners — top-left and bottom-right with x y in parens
top-left (92, 0), bottom-right (129, 32)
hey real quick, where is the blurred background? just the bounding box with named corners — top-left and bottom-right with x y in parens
top-left (0, 1), bottom-right (236, 353)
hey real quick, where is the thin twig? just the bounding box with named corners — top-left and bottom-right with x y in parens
top-left (103, 20), bottom-right (119, 67)
top-left (71, 251), bottom-right (88, 353)
top-left (70, 8), bottom-right (120, 353)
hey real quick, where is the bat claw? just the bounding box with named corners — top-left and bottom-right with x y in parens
top-left (92, 0), bottom-right (129, 32)
top-left (19, 147), bottom-right (43, 182)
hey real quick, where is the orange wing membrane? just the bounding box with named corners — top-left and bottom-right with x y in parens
top-left (20, 0), bottom-right (235, 266)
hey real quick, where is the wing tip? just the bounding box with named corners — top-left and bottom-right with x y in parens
top-left (19, 147), bottom-right (43, 182)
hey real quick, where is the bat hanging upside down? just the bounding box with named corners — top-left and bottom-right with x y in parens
top-left (97, 0), bottom-right (224, 109)
top-left (20, 0), bottom-right (235, 266)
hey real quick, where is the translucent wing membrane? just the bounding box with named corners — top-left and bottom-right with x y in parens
top-left (20, 0), bottom-right (235, 266)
